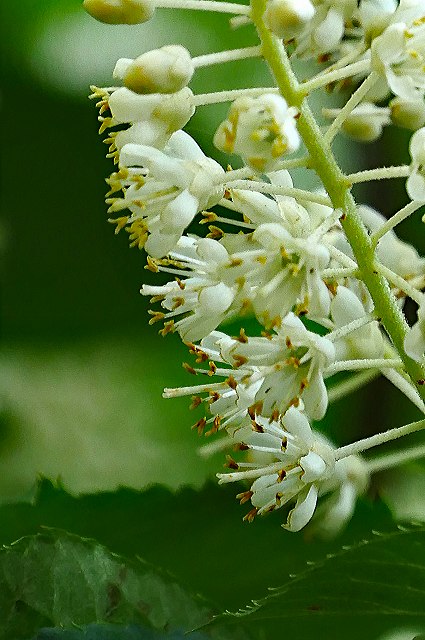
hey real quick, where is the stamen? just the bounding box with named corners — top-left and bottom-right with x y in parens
top-left (325, 358), bottom-right (402, 377)
top-left (224, 179), bottom-right (333, 206)
top-left (371, 200), bottom-right (424, 246)
top-left (335, 418), bottom-right (425, 461)
top-left (192, 45), bottom-right (262, 69)
top-left (300, 59), bottom-right (371, 95)
top-left (346, 166), bottom-right (410, 185)
top-left (192, 87), bottom-right (278, 107)
top-left (155, 0), bottom-right (251, 14)
top-left (324, 71), bottom-right (379, 144)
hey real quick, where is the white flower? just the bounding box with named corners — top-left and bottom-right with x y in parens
top-left (311, 453), bottom-right (369, 538)
top-left (164, 313), bottom-right (336, 425)
top-left (357, 0), bottom-right (397, 42)
top-left (230, 172), bottom-right (339, 321)
top-left (265, 0), bottom-right (315, 39)
top-left (295, 0), bottom-right (359, 59)
top-left (141, 235), bottom-right (257, 341)
top-left (326, 205), bottom-right (425, 291)
top-left (371, 21), bottom-right (425, 101)
top-left (107, 130), bottom-right (225, 257)
top-left (114, 46), bottom-right (194, 94)
top-left (404, 299), bottom-right (425, 362)
top-left (83, 0), bottom-right (155, 24)
top-left (407, 127), bottom-right (425, 201)
top-left (93, 85), bottom-right (195, 150)
top-left (217, 408), bottom-right (336, 531)
top-left (214, 94), bottom-right (300, 173)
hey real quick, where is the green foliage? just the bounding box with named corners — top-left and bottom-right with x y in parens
top-left (29, 626), bottom-right (158, 640)
top-left (29, 625), bottom-right (201, 639)
top-left (0, 531), bottom-right (216, 640)
top-left (207, 525), bottom-right (425, 639)
top-left (0, 479), bottom-right (394, 612)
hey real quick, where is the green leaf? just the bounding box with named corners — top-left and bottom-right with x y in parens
top-left (206, 525), bottom-right (425, 639)
top-left (0, 531), bottom-right (218, 640)
top-left (0, 479), bottom-right (394, 615)
top-left (28, 625), bottom-right (206, 639)
top-left (28, 624), bottom-right (205, 639)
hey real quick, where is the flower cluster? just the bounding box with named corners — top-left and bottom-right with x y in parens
top-left (86, 0), bottom-right (425, 535)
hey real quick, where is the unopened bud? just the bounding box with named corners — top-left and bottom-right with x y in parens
top-left (340, 103), bottom-right (390, 143)
top-left (83, 0), bottom-right (155, 24)
top-left (323, 103), bottom-right (390, 143)
top-left (390, 97), bottom-right (425, 131)
top-left (120, 46), bottom-right (194, 94)
top-left (108, 86), bottom-right (194, 130)
top-left (264, 0), bottom-right (315, 39)
top-left (214, 94), bottom-right (300, 172)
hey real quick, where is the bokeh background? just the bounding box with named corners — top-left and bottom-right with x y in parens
top-left (1, 0), bottom-right (424, 520)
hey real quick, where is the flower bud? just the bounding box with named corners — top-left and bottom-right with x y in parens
top-left (390, 97), bottom-right (425, 131)
top-left (340, 103), bottom-right (390, 143)
top-left (118, 46), bottom-right (194, 94)
top-left (83, 0), bottom-right (155, 24)
top-left (265, 0), bottom-right (315, 39)
top-left (214, 93), bottom-right (300, 172)
top-left (108, 86), bottom-right (194, 130)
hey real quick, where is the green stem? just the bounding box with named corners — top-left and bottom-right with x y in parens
top-left (250, 0), bottom-right (425, 400)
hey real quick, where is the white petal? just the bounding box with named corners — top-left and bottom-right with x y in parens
top-left (198, 283), bottom-right (235, 314)
top-left (283, 484), bottom-right (318, 532)
top-left (282, 406), bottom-right (312, 443)
top-left (300, 451), bottom-right (327, 483)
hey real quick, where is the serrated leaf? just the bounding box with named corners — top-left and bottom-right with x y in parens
top-left (0, 479), bottom-right (395, 615)
top-left (0, 531), bottom-right (219, 640)
top-left (28, 624), bottom-right (157, 640)
top-left (28, 623), bottom-right (204, 639)
top-left (206, 525), bottom-right (425, 639)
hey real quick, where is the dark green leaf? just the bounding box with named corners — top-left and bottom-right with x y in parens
top-left (29, 623), bottom-right (204, 639)
top-left (0, 478), bottom-right (394, 613)
top-left (29, 624), bottom-right (158, 640)
top-left (0, 531), bottom-right (217, 640)
top-left (206, 525), bottom-right (425, 639)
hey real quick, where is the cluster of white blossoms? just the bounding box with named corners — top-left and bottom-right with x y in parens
top-left (86, 0), bottom-right (425, 534)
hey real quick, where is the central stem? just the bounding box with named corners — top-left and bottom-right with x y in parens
top-left (250, 0), bottom-right (425, 400)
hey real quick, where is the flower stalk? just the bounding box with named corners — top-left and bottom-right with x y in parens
top-left (249, 0), bottom-right (425, 399)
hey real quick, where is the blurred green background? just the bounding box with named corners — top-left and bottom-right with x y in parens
top-left (1, 0), bottom-right (424, 517)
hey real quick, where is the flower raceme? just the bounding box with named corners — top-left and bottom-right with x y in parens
top-left (86, 0), bottom-right (425, 534)
top-left (217, 407), bottom-right (337, 532)
top-left (216, 407), bottom-right (368, 533)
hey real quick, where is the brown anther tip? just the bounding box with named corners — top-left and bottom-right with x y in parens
top-left (189, 396), bottom-right (202, 410)
top-left (176, 277), bottom-right (186, 290)
top-left (205, 415), bottom-right (221, 437)
top-left (236, 490), bottom-right (253, 505)
top-left (208, 361), bottom-right (217, 376)
top-left (192, 417), bottom-right (207, 435)
top-left (235, 328), bottom-right (248, 343)
top-left (277, 469), bottom-right (286, 483)
top-left (270, 408), bottom-right (280, 422)
top-left (159, 321), bottom-right (175, 337)
top-left (233, 354), bottom-right (248, 368)
top-left (300, 378), bottom-right (309, 391)
top-left (145, 256), bottom-right (159, 273)
top-left (226, 375), bottom-right (237, 390)
top-left (243, 507), bottom-right (258, 523)
top-left (418, 379), bottom-right (425, 385)
top-left (235, 442), bottom-right (249, 451)
top-left (251, 420), bottom-right (264, 433)
top-left (183, 362), bottom-right (196, 375)
top-left (225, 455), bottom-right (239, 470)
